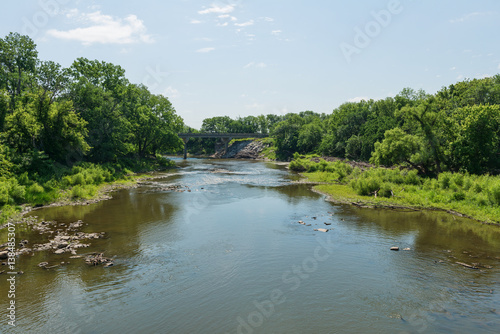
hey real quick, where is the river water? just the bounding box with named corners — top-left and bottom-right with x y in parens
top-left (1, 158), bottom-right (500, 333)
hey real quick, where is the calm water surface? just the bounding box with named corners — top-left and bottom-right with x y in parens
top-left (1, 158), bottom-right (500, 333)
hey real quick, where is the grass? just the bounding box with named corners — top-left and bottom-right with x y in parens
top-left (293, 155), bottom-right (500, 225)
top-left (0, 156), bottom-right (175, 226)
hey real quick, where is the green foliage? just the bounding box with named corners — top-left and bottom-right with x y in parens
top-left (370, 128), bottom-right (422, 167)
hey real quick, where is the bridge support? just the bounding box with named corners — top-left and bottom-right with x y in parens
top-left (182, 138), bottom-right (189, 159)
top-left (221, 137), bottom-right (232, 154)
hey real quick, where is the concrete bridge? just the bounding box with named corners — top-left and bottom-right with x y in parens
top-left (177, 133), bottom-right (269, 159)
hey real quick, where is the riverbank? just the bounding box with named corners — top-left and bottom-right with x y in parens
top-left (292, 156), bottom-right (500, 226)
top-left (0, 157), bottom-right (177, 227)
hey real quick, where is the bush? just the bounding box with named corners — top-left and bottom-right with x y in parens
top-left (438, 172), bottom-right (452, 189)
top-left (379, 183), bottom-right (393, 198)
top-left (351, 177), bottom-right (381, 196)
top-left (28, 183), bottom-right (44, 194)
top-left (488, 184), bottom-right (500, 206)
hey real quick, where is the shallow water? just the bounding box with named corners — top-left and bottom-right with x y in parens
top-left (1, 158), bottom-right (500, 333)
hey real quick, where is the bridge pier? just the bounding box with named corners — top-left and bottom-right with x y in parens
top-left (182, 138), bottom-right (190, 159)
top-left (221, 137), bottom-right (232, 154)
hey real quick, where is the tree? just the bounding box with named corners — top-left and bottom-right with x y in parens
top-left (297, 122), bottom-right (323, 153)
top-left (398, 98), bottom-right (445, 174)
top-left (2, 91), bottom-right (89, 163)
top-left (0, 33), bottom-right (38, 107)
top-left (201, 116), bottom-right (233, 133)
top-left (446, 105), bottom-right (500, 174)
top-left (37, 60), bottom-right (69, 102)
top-left (121, 84), bottom-right (183, 157)
top-left (370, 127), bottom-right (423, 171)
top-left (272, 114), bottom-right (304, 159)
top-left (67, 59), bottom-right (130, 162)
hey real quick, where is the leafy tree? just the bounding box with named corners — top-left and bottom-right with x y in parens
top-left (446, 105), bottom-right (500, 174)
top-left (297, 121), bottom-right (323, 153)
top-left (398, 98), bottom-right (445, 174)
top-left (370, 127), bottom-right (423, 171)
top-left (201, 116), bottom-right (233, 133)
top-left (0, 33), bottom-right (38, 107)
top-left (272, 114), bottom-right (304, 159)
top-left (121, 84), bottom-right (183, 157)
top-left (67, 59), bottom-right (130, 162)
top-left (37, 60), bottom-right (69, 101)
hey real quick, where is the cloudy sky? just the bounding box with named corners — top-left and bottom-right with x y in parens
top-left (2, 0), bottom-right (500, 128)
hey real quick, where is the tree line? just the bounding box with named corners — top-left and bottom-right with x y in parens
top-left (0, 32), bottom-right (184, 175)
top-left (0, 32), bottom-right (183, 216)
top-left (197, 76), bottom-right (500, 176)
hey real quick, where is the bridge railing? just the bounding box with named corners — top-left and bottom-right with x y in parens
top-left (177, 133), bottom-right (269, 139)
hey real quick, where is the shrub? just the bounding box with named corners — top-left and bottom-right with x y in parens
top-left (351, 177), bottom-right (381, 196)
top-left (28, 183), bottom-right (44, 194)
top-left (488, 184), bottom-right (500, 206)
top-left (379, 183), bottom-right (393, 198)
top-left (438, 172), bottom-right (452, 189)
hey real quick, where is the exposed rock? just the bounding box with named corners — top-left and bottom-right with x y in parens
top-left (0, 251), bottom-right (8, 259)
top-left (403, 248), bottom-right (411, 251)
top-left (213, 140), bottom-right (269, 159)
top-left (390, 247), bottom-right (400, 251)
top-left (324, 222), bottom-right (332, 226)
top-left (85, 253), bottom-right (113, 267)
top-left (314, 228), bottom-right (329, 233)
top-left (456, 262), bottom-right (478, 269)
top-left (298, 221), bottom-right (306, 225)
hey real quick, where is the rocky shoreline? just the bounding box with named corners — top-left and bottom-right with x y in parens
top-left (212, 139), bottom-right (269, 159)
top-left (0, 216), bottom-right (113, 272)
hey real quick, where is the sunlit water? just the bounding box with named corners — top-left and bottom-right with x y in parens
top-left (1, 158), bottom-right (500, 333)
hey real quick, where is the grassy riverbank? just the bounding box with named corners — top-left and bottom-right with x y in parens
top-left (291, 155), bottom-right (500, 225)
top-left (0, 156), bottom-right (175, 225)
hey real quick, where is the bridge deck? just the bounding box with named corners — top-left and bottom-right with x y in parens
top-left (178, 133), bottom-right (268, 139)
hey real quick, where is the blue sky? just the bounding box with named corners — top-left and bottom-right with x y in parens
top-left (2, 0), bottom-right (500, 128)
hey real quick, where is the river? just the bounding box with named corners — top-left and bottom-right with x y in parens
top-left (1, 158), bottom-right (500, 333)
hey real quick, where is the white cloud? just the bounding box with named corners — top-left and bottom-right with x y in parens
top-left (47, 10), bottom-right (154, 45)
top-left (450, 67), bottom-right (456, 71)
top-left (190, 19), bottom-right (203, 24)
top-left (235, 20), bottom-right (254, 27)
top-left (262, 17), bottom-right (274, 22)
top-left (217, 22), bottom-right (229, 27)
top-left (457, 75), bottom-right (465, 81)
top-left (450, 12), bottom-right (495, 23)
top-left (164, 86), bottom-right (180, 99)
top-left (244, 62), bottom-right (267, 69)
top-left (198, 4), bottom-right (235, 15)
top-left (348, 97), bottom-right (370, 103)
top-left (271, 30), bottom-right (282, 36)
top-left (196, 47), bottom-right (215, 53)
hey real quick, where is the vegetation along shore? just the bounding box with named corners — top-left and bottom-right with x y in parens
top-left (1, 31), bottom-right (500, 226)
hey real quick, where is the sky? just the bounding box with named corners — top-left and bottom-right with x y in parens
top-left (1, 0), bottom-right (500, 129)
